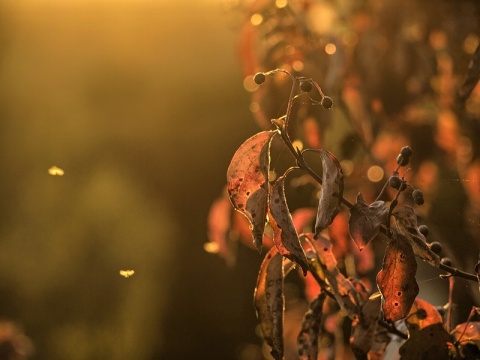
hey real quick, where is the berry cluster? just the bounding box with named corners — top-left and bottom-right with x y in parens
top-left (387, 146), bottom-right (425, 206)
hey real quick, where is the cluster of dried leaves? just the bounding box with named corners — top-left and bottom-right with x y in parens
top-left (219, 69), bottom-right (480, 359)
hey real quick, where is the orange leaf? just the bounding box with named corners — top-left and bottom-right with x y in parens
top-left (227, 130), bottom-right (277, 252)
top-left (206, 190), bottom-right (235, 266)
top-left (377, 233), bottom-right (419, 322)
top-left (304, 233), bottom-right (360, 319)
top-left (452, 321), bottom-right (480, 349)
top-left (269, 170), bottom-right (308, 275)
top-left (405, 298), bottom-right (443, 333)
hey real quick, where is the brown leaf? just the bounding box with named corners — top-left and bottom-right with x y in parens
top-left (297, 293), bottom-right (326, 360)
top-left (269, 170), bottom-right (309, 275)
top-left (254, 247), bottom-right (285, 360)
top-left (377, 233), bottom-right (419, 322)
top-left (305, 233), bottom-right (360, 319)
top-left (452, 321), bottom-right (480, 350)
top-left (350, 293), bottom-right (382, 359)
top-left (349, 193), bottom-right (388, 250)
top-left (314, 150), bottom-right (344, 236)
top-left (393, 205), bottom-right (440, 266)
top-left (405, 298), bottom-right (443, 334)
top-left (399, 323), bottom-right (452, 360)
top-left (227, 130), bottom-right (277, 252)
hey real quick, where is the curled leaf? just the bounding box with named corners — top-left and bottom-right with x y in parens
top-left (399, 323), bottom-right (452, 360)
top-left (227, 130), bottom-right (277, 251)
top-left (297, 292), bottom-right (326, 360)
top-left (314, 150), bottom-right (344, 236)
top-left (350, 293), bottom-right (382, 359)
top-left (269, 170), bottom-right (308, 275)
top-left (254, 247), bottom-right (285, 360)
top-left (349, 193), bottom-right (388, 250)
top-left (377, 233), bottom-right (419, 322)
top-left (393, 206), bottom-right (440, 266)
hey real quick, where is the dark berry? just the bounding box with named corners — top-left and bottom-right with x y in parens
top-left (321, 96), bottom-right (333, 109)
top-left (429, 241), bottom-right (442, 255)
top-left (396, 154), bottom-right (409, 166)
top-left (412, 189), bottom-right (424, 205)
top-left (440, 257), bottom-right (452, 267)
top-left (253, 72), bottom-right (266, 85)
top-left (418, 225), bottom-right (429, 237)
top-left (400, 146), bottom-right (413, 158)
top-left (389, 175), bottom-right (401, 189)
top-left (300, 81), bottom-right (313, 92)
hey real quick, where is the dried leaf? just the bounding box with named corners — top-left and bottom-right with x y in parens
top-left (254, 247), bottom-right (285, 360)
top-left (227, 130), bottom-right (277, 251)
top-left (377, 233), bottom-right (419, 322)
top-left (459, 43), bottom-right (480, 103)
top-left (297, 292), bottom-right (326, 360)
top-left (399, 323), bottom-right (452, 360)
top-left (269, 170), bottom-right (308, 275)
top-left (349, 193), bottom-right (388, 250)
top-left (350, 293), bottom-right (382, 359)
top-left (452, 321), bottom-right (480, 349)
top-left (393, 206), bottom-right (440, 266)
top-left (314, 150), bottom-right (344, 236)
top-left (305, 233), bottom-right (360, 318)
top-left (405, 298), bottom-right (443, 334)
top-left (368, 325), bottom-right (392, 359)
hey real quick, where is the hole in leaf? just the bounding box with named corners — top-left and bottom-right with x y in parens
top-left (397, 291), bottom-right (402, 296)
top-left (246, 191), bottom-right (250, 196)
top-left (394, 302), bottom-right (399, 306)
top-left (323, 248), bottom-right (328, 252)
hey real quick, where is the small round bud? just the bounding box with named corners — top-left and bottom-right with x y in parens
top-left (321, 96), bottom-right (333, 109)
top-left (253, 72), bottom-right (266, 85)
top-left (300, 81), bottom-right (313, 92)
top-left (418, 225), bottom-right (429, 237)
top-left (396, 154), bottom-right (409, 166)
top-left (429, 241), bottom-right (442, 255)
top-left (389, 175), bottom-right (402, 189)
top-left (412, 189), bottom-right (424, 205)
top-left (400, 146), bottom-right (413, 158)
top-left (440, 257), bottom-right (452, 267)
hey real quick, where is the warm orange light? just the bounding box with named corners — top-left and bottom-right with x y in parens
top-left (325, 43), bottom-right (336, 55)
top-left (250, 13), bottom-right (263, 26)
top-left (367, 165), bottom-right (384, 182)
top-left (275, 0), bottom-right (288, 8)
top-left (119, 270), bottom-right (135, 278)
top-left (48, 166), bottom-right (64, 176)
top-left (203, 242), bottom-right (219, 254)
